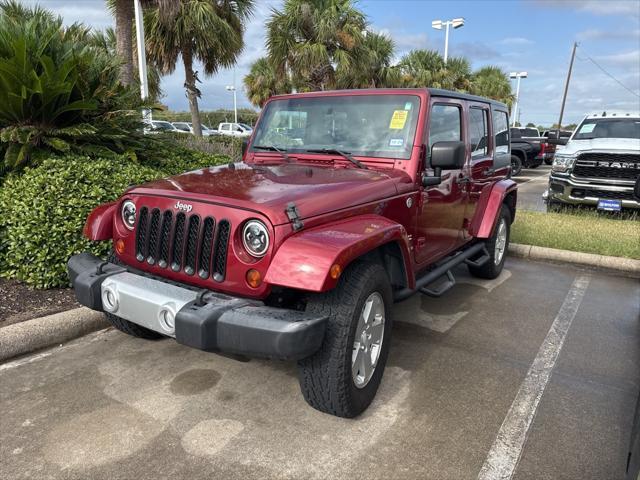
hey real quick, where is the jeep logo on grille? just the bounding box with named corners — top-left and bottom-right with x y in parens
top-left (174, 201), bottom-right (193, 212)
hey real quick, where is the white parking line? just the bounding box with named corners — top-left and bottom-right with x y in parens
top-left (477, 275), bottom-right (591, 480)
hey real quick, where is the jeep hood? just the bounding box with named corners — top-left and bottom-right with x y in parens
top-left (130, 162), bottom-right (412, 225)
top-left (557, 137), bottom-right (640, 155)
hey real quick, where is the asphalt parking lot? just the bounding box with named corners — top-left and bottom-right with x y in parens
top-left (1, 257), bottom-right (638, 480)
top-left (513, 165), bottom-right (551, 212)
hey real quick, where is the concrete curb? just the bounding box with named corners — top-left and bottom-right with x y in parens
top-left (508, 243), bottom-right (640, 277)
top-left (0, 307), bottom-right (108, 362)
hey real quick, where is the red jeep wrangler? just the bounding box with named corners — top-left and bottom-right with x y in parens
top-left (69, 88), bottom-right (516, 418)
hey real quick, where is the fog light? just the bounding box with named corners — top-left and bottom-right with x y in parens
top-left (102, 286), bottom-right (119, 312)
top-left (246, 269), bottom-right (262, 288)
top-left (158, 306), bottom-right (175, 333)
top-left (330, 263), bottom-right (342, 280)
top-left (115, 239), bottom-right (125, 254)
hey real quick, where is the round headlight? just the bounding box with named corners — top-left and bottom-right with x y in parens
top-left (242, 220), bottom-right (269, 257)
top-left (121, 200), bottom-right (136, 230)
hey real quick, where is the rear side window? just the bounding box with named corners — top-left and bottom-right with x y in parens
top-left (469, 108), bottom-right (489, 159)
top-left (428, 104), bottom-right (462, 149)
top-left (492, 110), bottom-right (510, 168)
top-left (493, 111), bottom-right (510, 154)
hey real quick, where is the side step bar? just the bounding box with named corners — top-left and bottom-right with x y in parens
top-left (393, 242), bottom-right (488, 302)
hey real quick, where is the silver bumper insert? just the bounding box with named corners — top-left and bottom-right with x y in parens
top-left (101, 272), bottom-right (199, 337)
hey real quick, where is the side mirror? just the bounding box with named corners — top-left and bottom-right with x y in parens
top-left (422, 141), bottom-right (466, 187)
top-left (431, 141), bottom-right (466, 170)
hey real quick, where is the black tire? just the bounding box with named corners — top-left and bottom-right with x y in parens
top-left (468, 205), bottom-right (511, 280)
top-left (530, 163), bottom-right (539, 169)
top-left (105, 252), bottom-right (163, 340)
top-left (510, 155), bottom-right (523, 176)
top-left (297, 262), bottom-right (393, 418)
top-left (544, 158), bottom-right (553, 165)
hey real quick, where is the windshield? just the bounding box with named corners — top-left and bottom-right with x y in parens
top-left (573, 118), bottom-right (640, 140)
top-left (251, 95), bottom-right (421, 160)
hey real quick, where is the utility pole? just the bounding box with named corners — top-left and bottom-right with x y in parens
top-left (558, 42), bottom-right (578, 129)
top-left (134, 0), bottom-right (151, 124)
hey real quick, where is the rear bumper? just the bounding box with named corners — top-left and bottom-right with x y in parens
top-left (548, 175), bottom-right (640, 209)
top-left (67, 253), bottom-right (327, 360)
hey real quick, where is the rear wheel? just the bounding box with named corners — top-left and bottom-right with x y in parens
top-left (298, 262), bottom-right (393, 418)
top-left (468, 205), bottom-right (511, 279)
top-left (105, 251), bottom-right (163, 340)
top-left (510, 155), bottom-right (523, 176)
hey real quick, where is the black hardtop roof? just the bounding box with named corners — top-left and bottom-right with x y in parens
top-left (427, 88), bottom-right (508, 109)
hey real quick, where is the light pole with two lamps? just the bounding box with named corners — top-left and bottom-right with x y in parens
top-left (431, 17), bottom-right (465, 63)
top-left (225, 85), bottom-right (238, 124)
top-left (509, 71), bottom-right (527, 127)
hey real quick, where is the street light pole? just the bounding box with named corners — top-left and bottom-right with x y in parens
top-left (432, 18), bottom-right (465, 64)
top-left (509, 71), bottom-right (528, 127)
top-left (133, 0), bottom-right (151, 123)
top-left (225, 85), bottom-right (237, 124)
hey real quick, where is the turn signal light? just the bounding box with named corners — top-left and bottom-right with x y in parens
top-left (246, 269), bottom-right (262, 288)
top-left (115, 238), bottom-right (125, 254)
top-left (330, 263), bottom-right (342, 280)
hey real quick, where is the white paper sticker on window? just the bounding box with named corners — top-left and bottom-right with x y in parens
top-left (579, 123), bottom-right (596, 134)
top-left (389, 138), bottom-right (404, 147)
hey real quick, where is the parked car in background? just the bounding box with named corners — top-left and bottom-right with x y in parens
top-left (145, 120), bottom-right (180, 134)
top-left (217, 122), bottom-right (253, 137)
top-left (513, 127), bottom-right (540, 137)
top-left (172, 122), bottom-right (218, 136)
top-left (547, 111), bottom-right (640, 211)
top-left (68, 88), bottom-right (517, 418)
top-left (510, 128), bottom-right (547, 174)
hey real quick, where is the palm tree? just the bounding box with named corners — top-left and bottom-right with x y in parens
top-left (470, 66), bottom-right (514, 106)
top-left (244, 57), bottom-right (291, 108)
top-left (266, 0), bottom-right (367, 91)
top-left (337, 31), bottom-right (399, 89)
top-left (110, 0), bottom-right (178, 87)
top-left (398, 49), bottom-right (471, 90)
top-left (90, 27), bottom-right (162, 101)
top-left (144, 0), bottom-right (255, 136)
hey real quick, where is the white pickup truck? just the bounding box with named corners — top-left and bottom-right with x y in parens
top-left (547, 112), bottom-right (640, 211)
top-left (217, 122), bottom-right (253, 137)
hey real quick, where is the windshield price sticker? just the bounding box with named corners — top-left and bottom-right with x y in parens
top-left (579, 123), bottom-right (596, 134)
top-left (389, 110), bottom-right (409, 129)
top-left (389, 138), bottom-right (404, 147)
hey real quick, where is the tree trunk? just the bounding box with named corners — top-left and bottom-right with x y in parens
top-left (115, 0), bottom-right (134, 87)
top-left (182, 47), bottom-right (203, 137)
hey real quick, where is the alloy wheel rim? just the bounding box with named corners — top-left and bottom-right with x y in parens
top-left (495, 219), bottom-right (507, 265)
top-left (352, 292), bottom-right (385, 389)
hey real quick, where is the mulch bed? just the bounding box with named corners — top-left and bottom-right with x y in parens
top-left (0, 278), bottom-right (79, 327)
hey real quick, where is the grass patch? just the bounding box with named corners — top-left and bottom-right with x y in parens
top-left (511, 210), bottom-right (640, 259)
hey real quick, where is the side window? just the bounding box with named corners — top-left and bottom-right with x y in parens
top-left (428, 104), bottom-right (462, 151)
top-left (469, 108), bottom-right (489, 159)
top-left (492, 110), bottom-right (510, 168)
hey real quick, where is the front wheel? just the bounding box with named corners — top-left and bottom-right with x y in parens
top-left (468, 205), bottom-right (511, 279)
top-left (510, 155), bottom-right (523, 176)
top-left (298, 262), bottom-right (393, 418)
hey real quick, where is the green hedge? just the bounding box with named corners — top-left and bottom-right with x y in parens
top-left (0, 151), bottom-right (229, 288)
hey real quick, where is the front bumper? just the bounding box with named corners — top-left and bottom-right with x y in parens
top-left (68, 253), bottom-right (327, 360)
top-left (548, 174), bottom-right (640, 209)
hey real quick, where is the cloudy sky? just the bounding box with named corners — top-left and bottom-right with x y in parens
top-left (23, 0), bottom-right (640, 126)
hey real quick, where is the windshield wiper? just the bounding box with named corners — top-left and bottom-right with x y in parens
top-left (303, 148), bottom-right (367, 169)
top-left (253, 145), bottom-right (291, 162)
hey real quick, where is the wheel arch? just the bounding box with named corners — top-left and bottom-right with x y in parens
top-left (265, 215), bottom-right (415, 293)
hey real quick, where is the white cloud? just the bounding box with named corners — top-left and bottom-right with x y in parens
top-left (499, 37), bottom-right (534, 45)
top-left (533, 0), bottom-right (640, 17)
top-left (577, 28), bottom-right (640, 41)
top-left (593, 50), bottom-right (640, 67)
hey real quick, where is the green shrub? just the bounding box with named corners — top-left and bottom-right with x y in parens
top-left (0, 1), bottom-right (154, 174)
top-left (0, 152), bottom-right (229, 288)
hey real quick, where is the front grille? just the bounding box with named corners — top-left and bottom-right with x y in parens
top-left (572, 153), bottom-right (640, 180)
top-left (572, 189), bottom-right (636, 201)
top-left (134, 207), bottom-right (230, 281)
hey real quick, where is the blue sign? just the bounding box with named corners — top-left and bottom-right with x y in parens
top-left (597, 199), bottom-right (622, 211)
